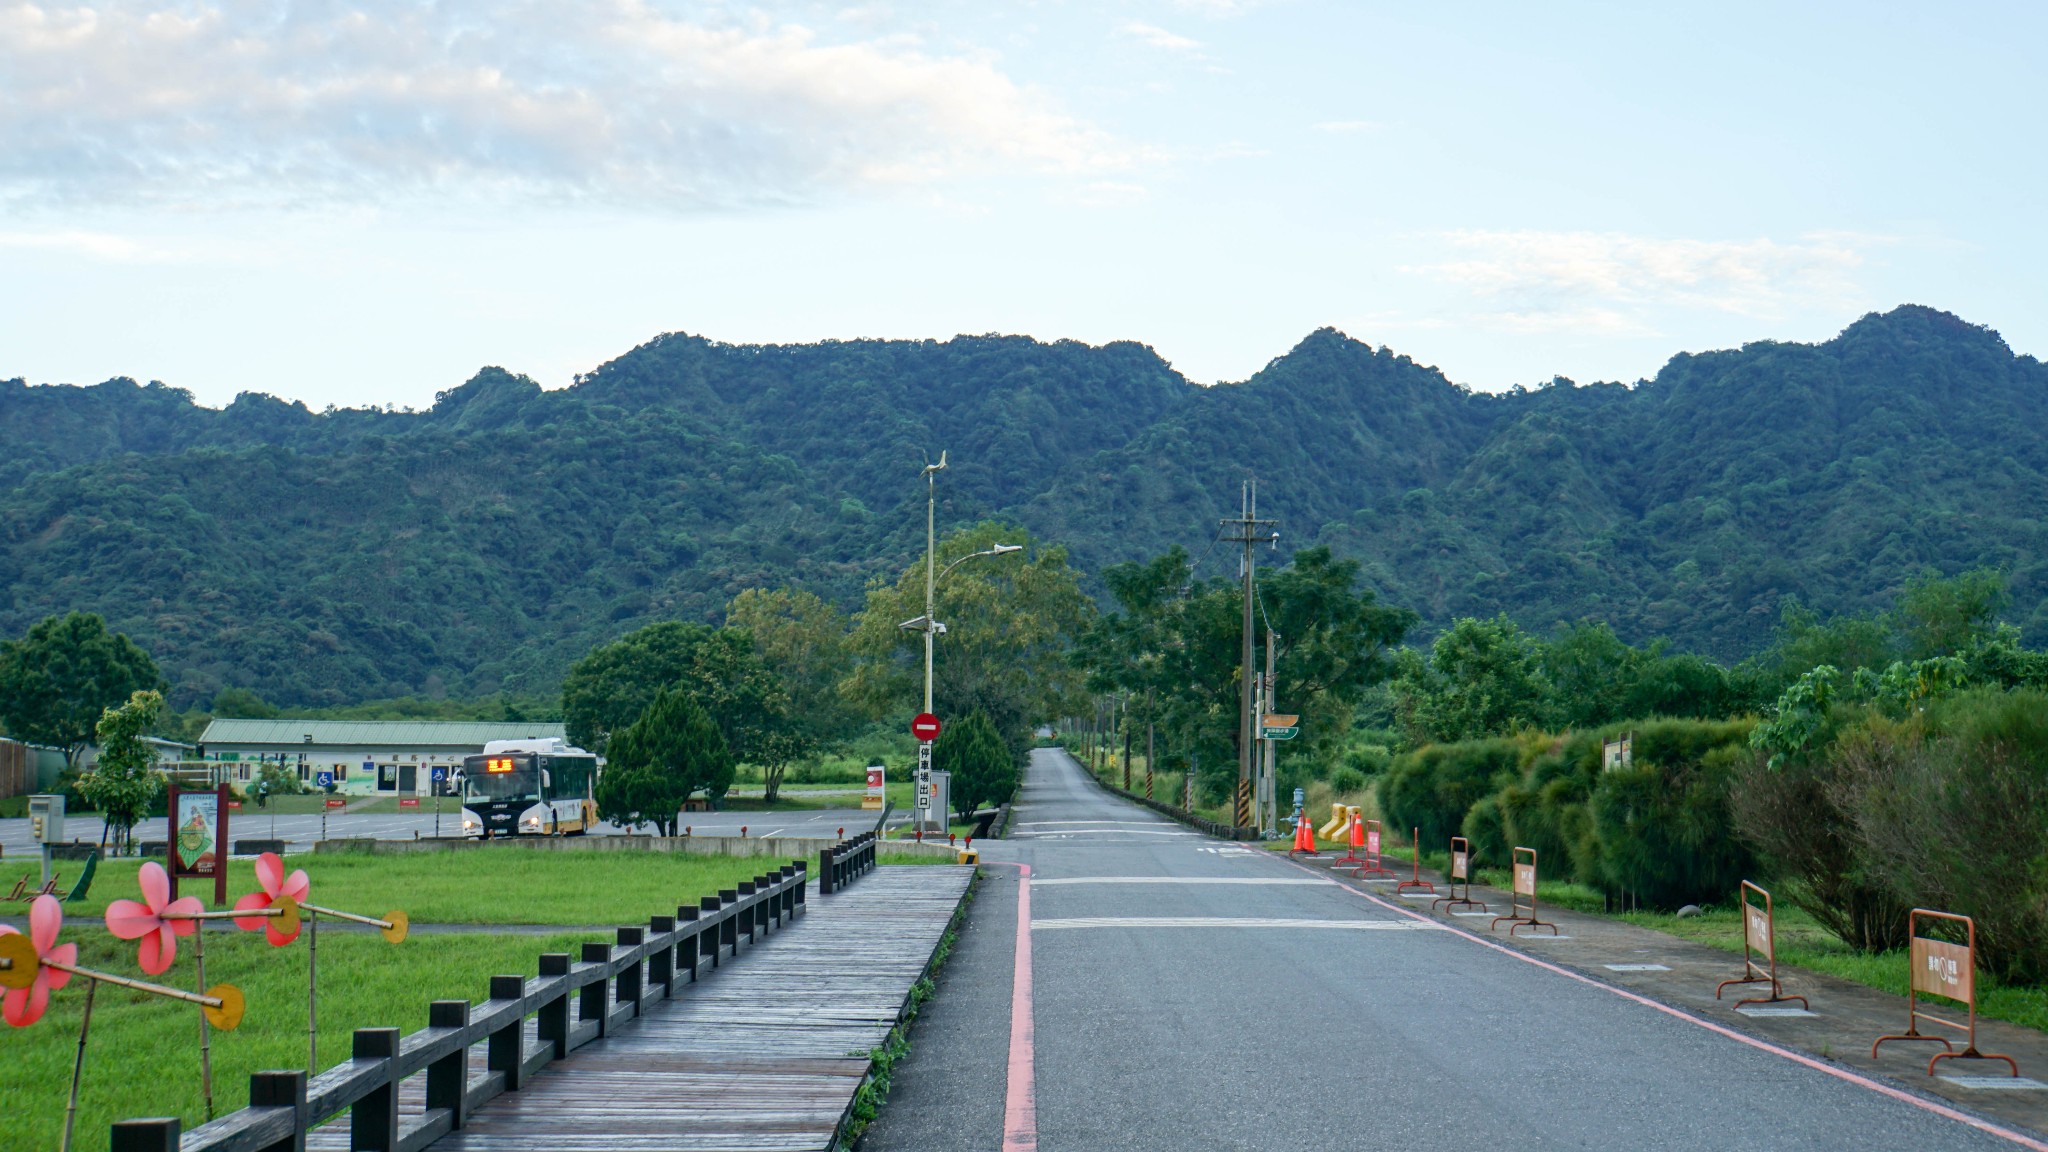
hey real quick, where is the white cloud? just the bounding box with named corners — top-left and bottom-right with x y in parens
top-left (0, 1), bottom-right (1130, 209)
top-left (1120, 20), bottom-right (1202, 52)
top-left (1411, 229), bottom-right (1874, 332)
top-left (0, 230), bottom-right (178, 261)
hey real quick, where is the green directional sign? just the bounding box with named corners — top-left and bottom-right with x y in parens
top-left (1261, 726), bottom-right (1299, 741)
top-left (1260, 713), bottom-right (1299, 741)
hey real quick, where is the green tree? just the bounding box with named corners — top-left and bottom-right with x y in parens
top-left (1391, 615), bottom-right (1549, 743)
top-left (725, 586), bottom-right (851, 800)
top-left (80, 689), bottom-right (167, 851)
top-left (1893, 569), bottom-right (2008, 659)
top-left (842, 523), bottom-right (1093, 758)
top-left (938, 709), bottom-right (1016, 816)
top-left (598, 687), bottom-right (734, 835)
top-left (209, 687), bottom-right (277, 719)
top-left (0, 612), bottom-right (163, 767)
top-left (561, 621), bottom-right (792, 784)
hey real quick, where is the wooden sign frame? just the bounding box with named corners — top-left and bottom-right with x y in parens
top-left (167, 782), bottom-right (230, 906)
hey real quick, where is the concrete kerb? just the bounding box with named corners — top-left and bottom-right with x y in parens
top-left (314, 834), bottom-right (962, 860)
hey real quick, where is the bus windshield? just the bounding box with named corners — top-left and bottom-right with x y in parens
top-left (462, 754), bottom-right (539, 803)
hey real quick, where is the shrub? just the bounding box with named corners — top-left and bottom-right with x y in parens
top-left (1462, 795), bottom-right (1508, 867)
top-left (1730, 720), bottom-right (1912, 953)
top-left (1834, 689), bottom-right (2048, 981)
top-left (1381, 738), bottom-right (1517, 850)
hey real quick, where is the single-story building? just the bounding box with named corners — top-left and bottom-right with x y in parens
top-left (195, 719), bottom-right (570, 797)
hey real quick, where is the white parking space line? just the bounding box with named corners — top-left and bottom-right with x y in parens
top-left (1031, 917), bottom-right (1444, 931)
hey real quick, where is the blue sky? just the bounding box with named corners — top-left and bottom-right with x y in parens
top-left (1, 1), bottom-right (2040, 409)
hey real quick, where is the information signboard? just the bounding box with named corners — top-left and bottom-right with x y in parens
top-left (168, 782), bottom-right (230, 906)
top-left (863, 763), bottom-right (886, 810)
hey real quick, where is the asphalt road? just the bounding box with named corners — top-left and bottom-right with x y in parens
top-left (861, 746), bottom-right (2038, 1152)
top-left (0, 805), bottom-right (891, 858)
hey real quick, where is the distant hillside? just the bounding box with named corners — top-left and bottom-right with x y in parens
top-left (4, 305), bottom-right (2044, 707)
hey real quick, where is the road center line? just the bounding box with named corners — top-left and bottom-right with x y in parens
top-left (1278, 855), bottom-right (2048, 1152)
top-left (1031, 877), bottom-right (1336, 886)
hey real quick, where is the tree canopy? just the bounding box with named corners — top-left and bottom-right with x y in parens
top-left (0, 612), bottom-right (162, 765)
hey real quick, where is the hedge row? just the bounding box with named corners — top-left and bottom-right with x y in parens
top-left (1381, 718), bottom-right (1756, 909)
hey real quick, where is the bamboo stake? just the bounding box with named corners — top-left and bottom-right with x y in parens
top-left (308, 910), bottom-right (317, 1073)
top-left (61, 979), bottom-right (94, 1152)
top-left (194, 925), bottom-right (214, 1121)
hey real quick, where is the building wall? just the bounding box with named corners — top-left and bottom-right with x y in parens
top-left (204, 744), bottom-right (479, 795)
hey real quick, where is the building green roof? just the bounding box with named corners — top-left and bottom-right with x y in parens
top-left (198, 719), bottom-right (567, 748)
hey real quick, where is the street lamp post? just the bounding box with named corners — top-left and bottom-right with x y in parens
top-left (900, 452), bottom-right (1023, 831)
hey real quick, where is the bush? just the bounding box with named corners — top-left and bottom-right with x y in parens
top-left (1730, 720), bottom-right (1912, 953)
top-left (1834, 689), bottom-right (2048, 981)
top-left (1461, 795), bottom-right (1508, 867)
top-left (1381, 738), bottom-right (1517, 850)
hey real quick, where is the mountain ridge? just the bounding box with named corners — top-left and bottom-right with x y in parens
top-left (3, 304), bottom-right (2042, 707)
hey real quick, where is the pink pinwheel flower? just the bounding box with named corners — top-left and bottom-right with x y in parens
top-left (105, 861), bottom-right (201, 975)
top-left (1, 895), bottom-right (77, 1027)
top-left (233, 852), bottom-right (308, 946)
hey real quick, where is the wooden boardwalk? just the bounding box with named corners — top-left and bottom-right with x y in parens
top-left (306, 864), bottom-right (971, 1152)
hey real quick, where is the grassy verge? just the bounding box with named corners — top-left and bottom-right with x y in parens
top-left (717, 781), bottom-right (913, 812)
top-left (7, 926), bottom-right (598, 1152)
top-left (45, 849), bottom-right (787, 925)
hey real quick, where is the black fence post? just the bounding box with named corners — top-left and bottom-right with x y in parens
top-left (248, 1069), bottom-right (307, 1152)
top-left (109, 1119), bottom-right (179, 1152)
top-left (736, 882), bottom-right (758, 945)
top-left (537, 953), bottom-right (571, 1058)
top-left (795, 859), bottom-right (809, 908)
top-left (820, 845), bottom-right (836, 894)
top-left (677, 906), bottom-right (702, 982)
top-left (718, 890), bottom-right (739, 954)
top-left (487, 975), bottom-right (527, 1090)
top-left (579, 942), bottom-right (611, 1036)
top-left (648, 916), bottom-right (675, 997)
top-left (351, 1028), bottom-right (402, 1152)
top-left (699, 896), bottom-right (721, 969)
top-left (615, 927), bottom-right (644, 1015)
top-left (422, 1001), bottom-right (469, 1129)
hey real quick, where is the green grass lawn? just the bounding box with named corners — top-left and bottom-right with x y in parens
top-left (50, 849), bottom-right (797, 925)
top-left (717, 781), bottom-right (912, 812)
top-left (3, 847), bottom-right (813, 1152)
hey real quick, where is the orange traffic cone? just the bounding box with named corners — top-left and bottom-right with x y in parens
top-left (1289, 813), bottom-right (1317, 857)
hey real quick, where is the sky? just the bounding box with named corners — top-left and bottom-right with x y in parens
top-left (1, 1), bottom-right (2042, 410)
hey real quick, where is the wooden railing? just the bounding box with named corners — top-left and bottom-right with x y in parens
top-left (817, 830), bottom-right (877, 894)
top-left (108, 862), bottom-right (812, 1152)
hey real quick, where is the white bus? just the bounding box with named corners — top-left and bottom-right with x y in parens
top-left (455, 738), bottom-right (600, 838)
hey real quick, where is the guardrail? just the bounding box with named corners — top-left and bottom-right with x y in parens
top-left (1088, 775), bottom-right (1262, 841)
top-left (818, 831), bottom-right (877, 894)
top-left (108, 862), bottom-right (810, 1152)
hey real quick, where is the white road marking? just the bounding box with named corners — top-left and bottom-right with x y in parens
top-left (1031, 877), bottom-right (1336, 887)
top-left (1011, 829), bottom-right (1196, 838)
top-left (1031, 917), bottom-right (1444, 931)
top-left (1940, 1077), bottom-right (2047, 1091)
top-left (1017, 821), bottom-right (1180, 827)
top-left (1605, 964), bottom-right (1672, 972)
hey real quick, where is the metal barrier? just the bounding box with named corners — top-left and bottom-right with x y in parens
top-left (1490, 847), bottom-right (1557, 936)
top-left (108, 863), bottom-right (810, 1152)
top-left (1431, 836), bottom-right (1487, 914)
top-left (818, 831), bottom-right (877, 894)
top-left (1395, 826), bottom-right (1435, 895)
top-left (1872, 909), bottom-right (2020, 1077)
top-left (1715, 881), bottom-right (1806, 1010)
top-left (1351, 819), bottom-right (1397, 881)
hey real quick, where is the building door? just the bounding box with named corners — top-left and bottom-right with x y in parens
top-left (399, 764), bottom-right (417, 793)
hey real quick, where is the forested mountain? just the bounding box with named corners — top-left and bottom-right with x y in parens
top-left (4, 305), bottom-right (2044, 707)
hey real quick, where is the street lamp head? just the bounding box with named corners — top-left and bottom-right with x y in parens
top-left (922, 450), bottom-right (948, 476)
top-left (991, 544), bottom-right (1023, 555)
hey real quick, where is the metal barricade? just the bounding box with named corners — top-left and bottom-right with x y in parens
top-left (1872, 909), bottom-right (2019, 1077)
top-left (1431, 836), bottom-right (1487, 914)
top-left (1715, 881), bottom-right (1807, 1010)
top-left (1489, 847), bottom-right (1557, 936)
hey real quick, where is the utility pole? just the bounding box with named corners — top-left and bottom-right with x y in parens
top-left (1261, 628), bottom-right (1278, 838)
top-left (922, 452), bottom-right (946, 715)
top-left (1121, 696), bottom-right (1132, 791)
top-left (1218, 479), bottom-right (1278, 832)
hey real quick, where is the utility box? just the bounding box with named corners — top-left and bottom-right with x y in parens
top-left (917, 770), bottom-right (951, 834)
top-left (28, 794), bottom-right (63, 844)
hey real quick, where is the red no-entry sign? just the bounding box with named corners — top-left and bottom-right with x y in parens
top-left (912, 713), bottom-right (942, 742)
